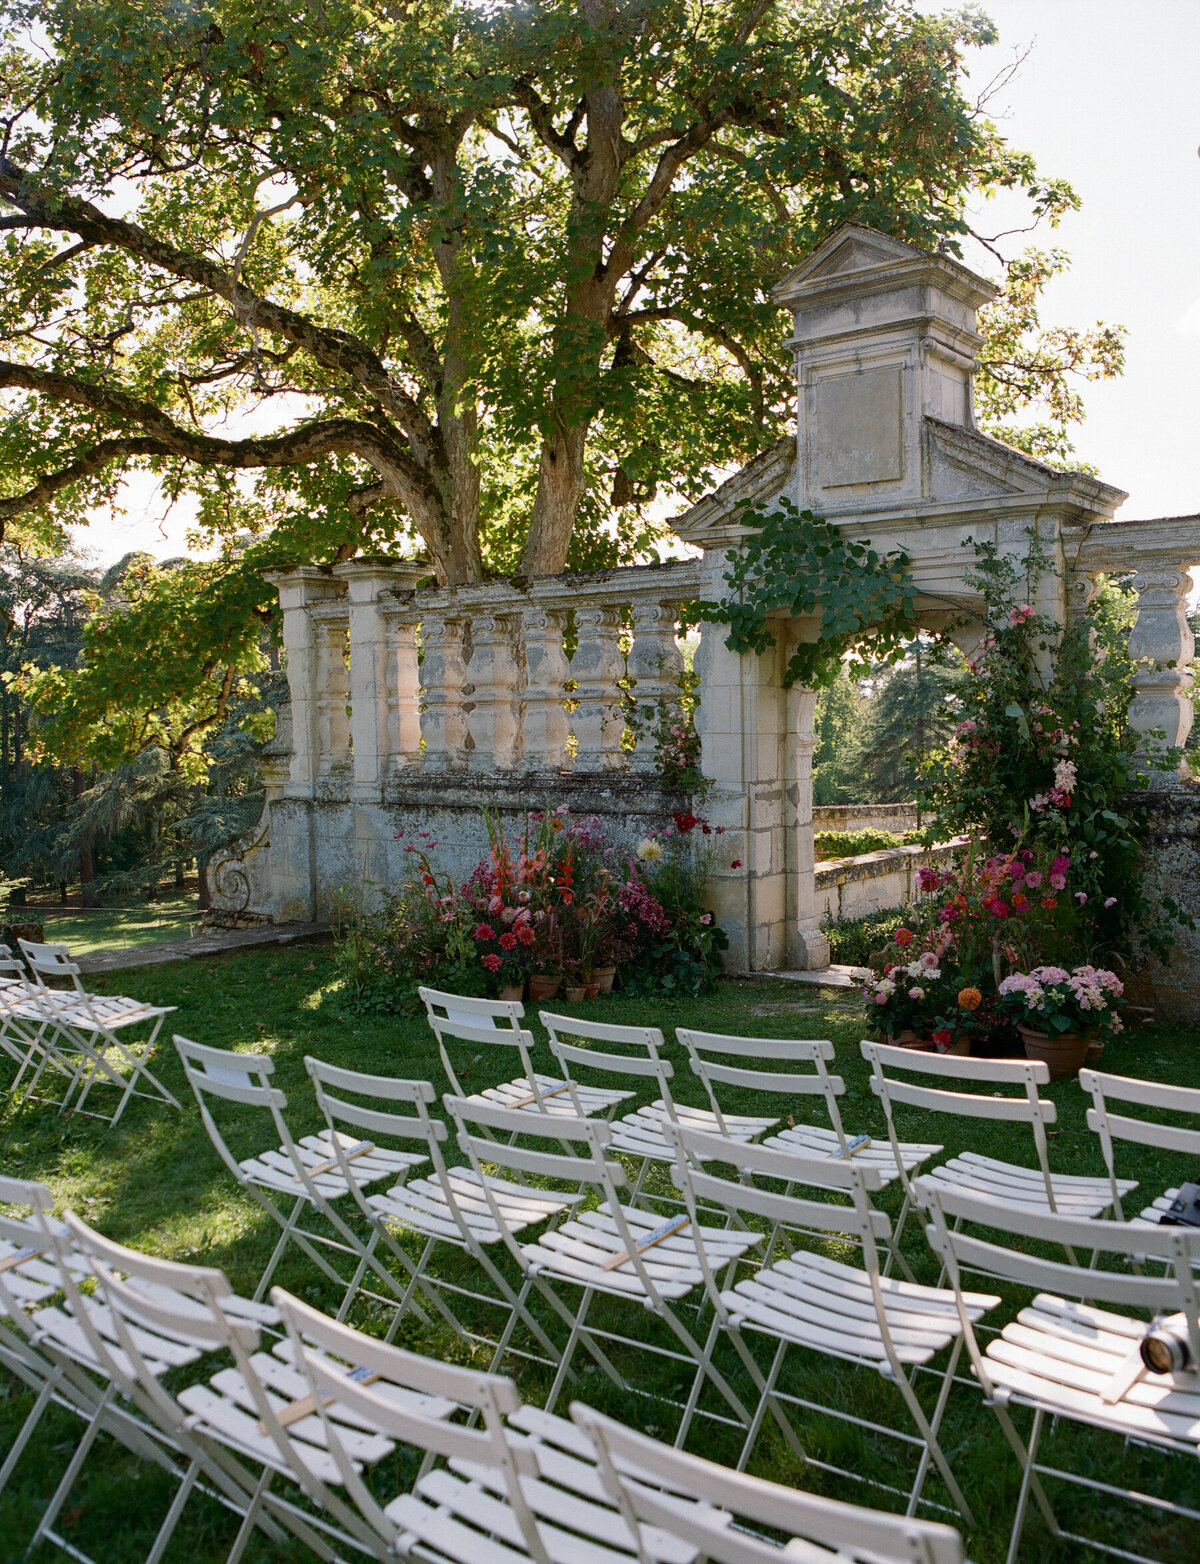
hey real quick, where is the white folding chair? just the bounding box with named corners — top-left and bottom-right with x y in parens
top-left (0, 943), bottom-right (105, 1107)
top-left (447, 1092), bottom-right (763, 1437)
top-left (420, 984), bottom-right (631, 1118)
top-left (666, 1122), bottom-right (995, 1525)
top-left (52, 1211), bottom-right (329, 1564)
top-left (1081, 1067), bottom-right (1200, 1226)
top-left (0, 1177), bottom-right (168, 1514)
top-left (862, 1039), bottom-right (1136, 1258)
top-left (542, 1012), bottom-right (780, 1208)
top-left (680, 1028), bottom-right (940, 1186)
top-left (918, 1176), bottom-right (1200, 1564)
top-left (274, 1286), bottom-right (707, 1564)
top-left (175, 1035), bottom-right (426, 1305)
top-left (18, 938), bottom-right (180, 1124)
top-left (572, 1402), bottom-right (966, 1564)
top-left (305, 1055), bottom-right (573, 1370)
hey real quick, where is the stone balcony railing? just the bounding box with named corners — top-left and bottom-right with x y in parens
top-left (266, 557), bottom-right (705, 802)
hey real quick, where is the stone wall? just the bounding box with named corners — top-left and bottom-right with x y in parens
top-left (1124, 785), bottom-right (1200, 1023)
top-left (815, 839), bottom-right (962, 923)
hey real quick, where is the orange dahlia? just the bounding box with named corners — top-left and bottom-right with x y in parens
top-left (957, 987), bottom-right (983, 1012)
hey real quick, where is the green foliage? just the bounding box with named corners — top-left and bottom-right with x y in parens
top-left (853, 638), bottom-right (969, 800)
top-left (813, 827), bottom-right (913, 860)
top-left (919, 536), bottom-right (1188, 964)
top-left (821, 903), bottom-right (921, 967)
top-left (702, 499), bottom-right (918, 690)
top-left (811, 666), bottom-right (865, 806)
top-left (976, 248), bottom-right (1126, 465)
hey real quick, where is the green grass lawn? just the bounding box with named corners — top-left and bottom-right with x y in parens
top-left (2, 950), bottom-right (1199, 1563)
top-left (13, 892), bottom-right (199, 955)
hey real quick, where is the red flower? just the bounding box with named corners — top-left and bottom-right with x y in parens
top-left (932, 1028), bottom-right (953, 1048)
top-left (989, 901), bottom-right (1010, 919)
top-left (894, 927), bottom-right (913, 947)
top-left (421, 873), bottom-right (435, 887)
top-left (730, 859), bottom-right (742, 870)
top-left (560, 889), bottom-right (575, 905)
top-left (673, 811), bottom-right (701, 834)
top-left (473, 923), bottom-right (496, 942)
top-left (515, 924), bottom-right (535, 946)
top-left (1041, 896), bottom-right (1058, 909)
top-left (499, 932), bottom-right (518, 951)
top-left (482, 953), bottom-right (502, 972)
top-left (1010, 892), bottom-right (1029, 911)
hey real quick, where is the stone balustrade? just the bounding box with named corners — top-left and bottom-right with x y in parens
top-left (266, 558), bottom-right (703, 797)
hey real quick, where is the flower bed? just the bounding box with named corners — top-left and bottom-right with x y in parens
top-left (333, 807), bottom-right (729, 1014)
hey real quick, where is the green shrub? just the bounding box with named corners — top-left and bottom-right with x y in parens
top-left (821, 903), bottom-right (928, 967)
top-left (814, 827), bottom-right (912, 860)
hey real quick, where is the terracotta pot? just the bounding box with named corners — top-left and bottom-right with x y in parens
top-left (563, 985), bottom-right (587, 1003)
top-left (528, 974), bottom-right (560, 1002)
top-left (583, 982), bottom-right (600, 1001)
top-left (593, 965), bottom-right (617, 994)
top-left (887, 1028), bottom-right (932, 1050)
top-left (498, 982), bottom-right (524, 1002)
top-left (1017, 1022), bottom-right (1090, 1080)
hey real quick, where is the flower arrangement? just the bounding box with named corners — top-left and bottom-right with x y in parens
top-left (332, 805), bottom-right (725, 1012)
top-left (863, 950), bottom-right (958, 1045)
top-left (996, 964), bottom-right (1125, 1040)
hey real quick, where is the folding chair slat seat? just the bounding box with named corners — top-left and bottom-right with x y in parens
top-left (1081, 1067), bottom-right (1200, 1228)
top-left (917, 1178), bottom-right (1200, 1564)
top-left (307, 1056), bottom-right (578, 1369)
top-left (422, 986), bottom-right (633, 1120)
top-left (176, 1036), bottom-right (427, 1310)
top-left (0, 944), bottom-right (103, 1105)
top-left (16, 939), bottom-right (181, 1125)
top-left (273, 1288), bottom-right (720, 1564)
top-left (679, 1028), bottom-right (941, 1189)
top-left (666, 1123), bottom-right (996, 1526)
top-left (447, 1093), bottom-right (764, 1433)
top-left (542, 1015), bottom-right (779, 1198)
top-left (862, 1041), bottom-right (1135, 1245)
top-left (572, 1403), bottom-right (967, 1564)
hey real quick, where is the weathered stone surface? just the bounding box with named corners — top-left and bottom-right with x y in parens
top-left (815, 840), bottom-right (962, 923)
top-left (1124, 786), bottom-right (1200, 1022)
top-left (814, 803), bottom-right (921, 834)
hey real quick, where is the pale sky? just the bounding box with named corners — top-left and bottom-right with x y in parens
top-left (73, 0), bottom-right (1198, 567)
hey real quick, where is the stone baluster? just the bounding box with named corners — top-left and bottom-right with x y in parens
top-left (570, 605), bottom-right (627, 770)
top-left (265, 568), bottom-right (345, 798)
top-left (389, 620), bottom-right (423, 769)
top-left (419, 613), bottom-right (468, 767)
top-left (1128, 565), bottom-right (1196, 785)
top-left (464, 613), bottom-right (521, 769)
top-left (520, 606), bottom-right (571, 769)
top-left (315, 620), bottom-right (351, 774)
top-left (627, 597), bottom-right (684, 773)
top-left (785, 685), bottom-right (830, 969)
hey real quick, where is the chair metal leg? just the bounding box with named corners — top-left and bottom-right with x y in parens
top-left (31, 1380), bottom-right (115, 1551)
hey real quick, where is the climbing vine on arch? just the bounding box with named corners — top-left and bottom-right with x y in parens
top-left (699, 498), bottom-right (919, 689)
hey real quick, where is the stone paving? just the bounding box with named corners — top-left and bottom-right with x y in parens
top-left (74, 922), bottom-right (331, 976)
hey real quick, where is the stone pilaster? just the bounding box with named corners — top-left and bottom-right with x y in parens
top-left (785, 685), bottom-right (830, 969)
top-left (265, 568), bottom-right (345, 799)
top-left (419, 616), bottom-right (468, 767)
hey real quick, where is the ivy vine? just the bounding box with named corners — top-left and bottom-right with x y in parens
top-left (699, 498), bottom-right (919, 689)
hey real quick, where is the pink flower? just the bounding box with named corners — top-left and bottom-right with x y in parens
top-left (1075, 892), bottom-right (1088, 904)
top-left (875, 993), bottom-right (889, 1006)
top-left (1024, 870), bottom-right (1043, 888)
top-left (700, 912), bottom-right (712, 925)
top-left (482, 953), bottom-right (502, 972)
top-left (488, 895), bottom-right (503, 914)
top-left (1104, 896), bottom-right (1117, 908)
top-left (894, 927), bottom-right (914, 947)
top-left (1049, 873), bottom-right (1066, 890)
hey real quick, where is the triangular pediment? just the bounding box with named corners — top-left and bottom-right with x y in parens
top-left (670, 436), bottom-right (795, 545)
top-left (772, 225), bottom-right (924, 303)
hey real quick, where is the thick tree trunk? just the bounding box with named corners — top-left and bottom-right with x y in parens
top-left (73, 766), bottom-right (100, 908)
top-left (519, 425), bottom-right (591, 577)
top-left (197, 854), bottom-right (211, 910)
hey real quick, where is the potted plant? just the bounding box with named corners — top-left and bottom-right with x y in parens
top-left (863, 949), bottom-right (957, 1049)
top-left (996, 964), bottom-right (1124, 1078)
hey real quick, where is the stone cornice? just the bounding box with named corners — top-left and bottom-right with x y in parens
top-left (1072, 515), bottom-right (1200, 574)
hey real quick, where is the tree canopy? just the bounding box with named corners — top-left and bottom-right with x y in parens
top-left (0, 0), bottom-right (1121, 772)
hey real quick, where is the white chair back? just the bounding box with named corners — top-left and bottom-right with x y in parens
top-left (1080, 1067), bottom-right (1200, 1219)
top-left (17, 939), bottom-right (87, 1002)
top-left (572, 1402), bottom-right (965, 1564)
top-left (541, 1010), bottom-right (674, 1109)
top-left (174, 1034), bottom-right (295, 1185)
top-left (419, 984), bottom-right (546, 1100)
top-left (677, 1028), bottom-right (845, 1143)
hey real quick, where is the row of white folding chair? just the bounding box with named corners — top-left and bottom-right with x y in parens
top-left (276, 1283), bottom-right (967, 1564)
top-left (0, 1176), bottom-right (315, 1564)
top-left (0, 1177), bottom-right (967, 1564)
top-left (918, 1176), bottom-right (1200, 1564)
top-left (1, 939), bottom-right (180, 1125)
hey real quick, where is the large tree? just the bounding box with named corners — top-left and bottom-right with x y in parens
top-left (0, 0), bottom-right (1116, 770)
